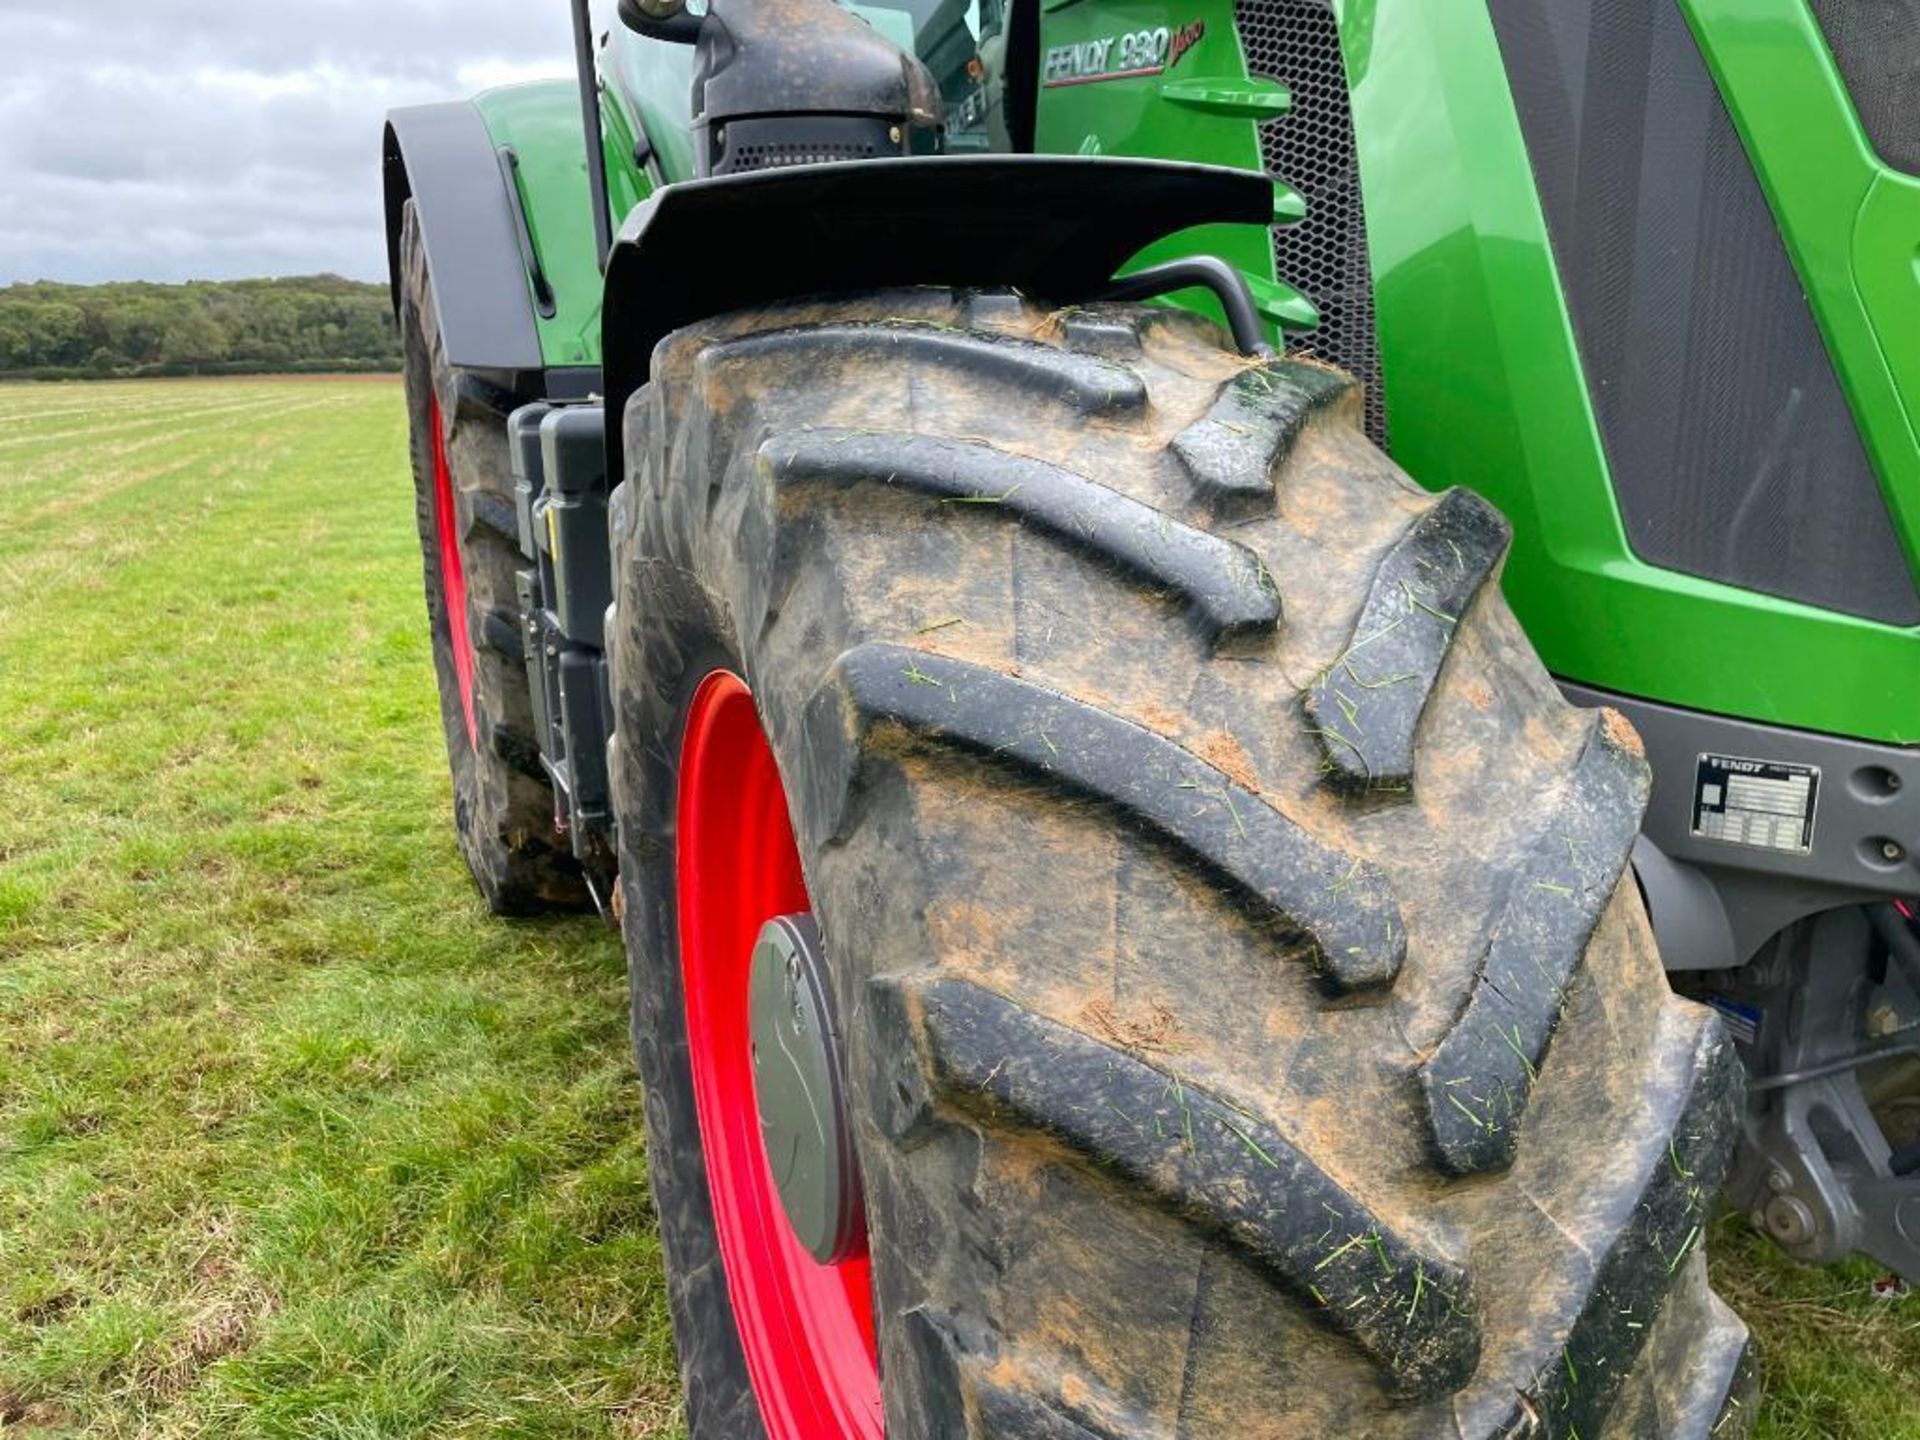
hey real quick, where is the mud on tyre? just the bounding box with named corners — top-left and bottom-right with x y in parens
top-left (609, 289), bottom-right (1755, 1439)
top-left (397, 200), bottom-right (583, 915)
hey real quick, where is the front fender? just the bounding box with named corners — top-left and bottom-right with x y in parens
top-left (598, 154), bottom-right (1272, 469)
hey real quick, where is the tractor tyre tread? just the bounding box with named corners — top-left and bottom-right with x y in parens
top-left (397, 200), bottom-right (583, 916)
top-left (608, 290), bottom-right (1750, 1439)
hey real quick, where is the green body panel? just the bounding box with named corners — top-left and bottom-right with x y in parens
top-left (601, 37), bottom-right (698, 191)
top-left (596, 74), bottom-right (657, 238)
top-left (1030, 0), bottom-right (1315, 334)
top-left (510, 4), bottom-right (1920, 743)
top-left (1347, 0), bottom-right (1917, 744)
top-left (466, 83), bottom-right (599, 367)
top-left (1033, 0), bottom-right (1920, 745)
top-left (469, 81), bottom-right (645, 369)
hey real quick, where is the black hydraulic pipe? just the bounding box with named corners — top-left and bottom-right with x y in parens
top-left (1098, 256), bottom-right (1276, 359)
top-left (1870, 903), bottom-right (1920, 1000)
top-left (571, 0), bottom-right (614, 270)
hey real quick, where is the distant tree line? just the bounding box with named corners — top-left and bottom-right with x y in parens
top-left (0, 275), bottom-right (400, 380)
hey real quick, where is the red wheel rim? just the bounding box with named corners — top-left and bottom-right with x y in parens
top-left (428, 392), bottom-right (478, 749)
top-left (676, 671), bottom-right (883, 1440)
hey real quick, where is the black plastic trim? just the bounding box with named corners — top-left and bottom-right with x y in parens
top-left (497, 146), bottom-right (558, 320)
top-left (1003, 0), bottom-right (1040, 153)
top-left (383, 102), bottom-right (546, 374)
top-left (600, 154), bottom-right (1272, 469)
top-left (455, 365), bottom-right (602, 413)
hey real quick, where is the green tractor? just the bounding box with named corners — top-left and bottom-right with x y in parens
top-left (382, 1), bottom-right (1917, 1433)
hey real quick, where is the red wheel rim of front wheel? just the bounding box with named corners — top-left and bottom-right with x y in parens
top-left (428, 392), bottom-right (478, 749)
top-left (676, 670), bottom-right (883, 1440)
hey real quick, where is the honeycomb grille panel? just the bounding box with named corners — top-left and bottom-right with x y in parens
top-left (1234, 0), bottom-right (1386, 447)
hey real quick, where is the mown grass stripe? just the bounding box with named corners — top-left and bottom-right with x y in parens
top-left (0, 377), bottom-right (672, 1435)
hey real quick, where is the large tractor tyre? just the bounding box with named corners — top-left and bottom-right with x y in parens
top-left (608, 290), bottom-right (1756, 1440)
top-left (397, 201), bottom-right (582, 915)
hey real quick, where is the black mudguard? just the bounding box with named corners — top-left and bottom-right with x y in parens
top-left (599, 154), bottom-right (1272, 467)
top-left (383, 102), bottom-right (596, 403)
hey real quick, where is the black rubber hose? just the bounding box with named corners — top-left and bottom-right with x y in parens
top-left (1870, 902), bottom-right (1920, 999)
top-left (1098, 257), bottom-right (1277, 359)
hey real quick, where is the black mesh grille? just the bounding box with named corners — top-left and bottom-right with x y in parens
top-left (730, 141), bottom-right (879, 171)
top-left (1233, 0), bottom-right (1386, 447)
top-left (709, 117), bottom-right (889, 176)
top-left (1810, 0), bottom-right (1920, 175)
top-left (1487, 0), bottom-right (1920, 626)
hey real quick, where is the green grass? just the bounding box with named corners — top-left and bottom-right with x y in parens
top-left (0, 380), bottom-right (674, 1437)
top-left (0, 376), bottom-right (1915, 1436)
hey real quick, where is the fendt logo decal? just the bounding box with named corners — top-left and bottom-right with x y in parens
top-left (1043, 20), bottom-right (1204, 87)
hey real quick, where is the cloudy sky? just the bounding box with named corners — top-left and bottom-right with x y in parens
top-left (0, 1), bottom-right (600, 285)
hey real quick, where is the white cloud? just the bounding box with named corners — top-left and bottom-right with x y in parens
top-left (455, 58), bottom-right (581, 93)
top-left (0, 1), bottom-right (611, 283)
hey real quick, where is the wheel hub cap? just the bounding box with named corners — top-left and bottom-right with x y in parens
top-left (750, 913), bottom-right (866, 1266)
top-left (675, 669), bottom-right (883, 1438)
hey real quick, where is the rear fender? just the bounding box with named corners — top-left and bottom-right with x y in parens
top-left (383, 96), bottom-right (600, 402)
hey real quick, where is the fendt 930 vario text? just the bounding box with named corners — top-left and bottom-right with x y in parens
top-left (384, 2), bottom-right (1920, 1434)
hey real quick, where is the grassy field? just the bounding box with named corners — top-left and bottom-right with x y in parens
top-left (0, 376), bottom-right (1915, 1437)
